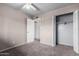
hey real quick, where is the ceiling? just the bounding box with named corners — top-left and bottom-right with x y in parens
top-left (5, 3), bottom-right (76, 18)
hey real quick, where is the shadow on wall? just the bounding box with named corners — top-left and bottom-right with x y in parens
top-left (0, 37), bottom-right (12, 50)
top-left (0, 36), bottom-right (27, 56)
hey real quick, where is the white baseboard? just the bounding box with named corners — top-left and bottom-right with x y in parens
top-left (59, 42), bottom-right (73, 47)
top-left (0, 43), bottom-right (26, 52)
top-left (40, 41), bottom-right (52, 46)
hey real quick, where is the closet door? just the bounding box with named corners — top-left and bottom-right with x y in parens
top-left (56, 13), bottom-right (73, 46)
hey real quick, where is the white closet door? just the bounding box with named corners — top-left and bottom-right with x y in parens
top-left (57, 13), bottom-right (73, 46)
top-left (58, 23), bottom-right (73, 46)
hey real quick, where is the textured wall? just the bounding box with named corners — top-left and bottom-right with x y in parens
top-left (0, 4), bottom-right (26, 51)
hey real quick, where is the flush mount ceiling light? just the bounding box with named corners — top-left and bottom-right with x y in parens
top-left (22, 3), bottom-right (37, 11)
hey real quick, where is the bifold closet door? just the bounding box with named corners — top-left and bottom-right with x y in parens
top-left (56, 13), bottom-right (73, 46)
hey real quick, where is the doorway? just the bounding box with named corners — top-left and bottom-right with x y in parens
top-left (27, 18), bottom-right (35, 43)
top-left (34, 21), bottom-right (40, 42)
top-left (56, 13), bottom-right (73, 46)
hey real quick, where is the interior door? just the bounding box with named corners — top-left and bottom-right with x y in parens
top-left (56, 13), bottom-right (73, 46)
top-left (27, 19), bottom-right (34, 43)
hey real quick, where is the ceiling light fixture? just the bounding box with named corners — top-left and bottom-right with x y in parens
top-left (22, 3), bottom-right (37, 11)
top-left (22, 3), bottom-right (31, 9)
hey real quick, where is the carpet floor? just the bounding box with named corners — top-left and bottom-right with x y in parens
top-left (1, 41), bottom-right (79, 56)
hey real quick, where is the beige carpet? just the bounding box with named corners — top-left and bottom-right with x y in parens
top-left (1, 41), bottom-right (79, 56)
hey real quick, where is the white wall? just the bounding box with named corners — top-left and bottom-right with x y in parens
top-left (73, 10), bottom-right (79, 53)
top-left (52, 16), bottom-right (56, 47)
top-left (40, 15), bottom-right (53, 45)
top-left (0, 4), bottom-right (26, 51)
